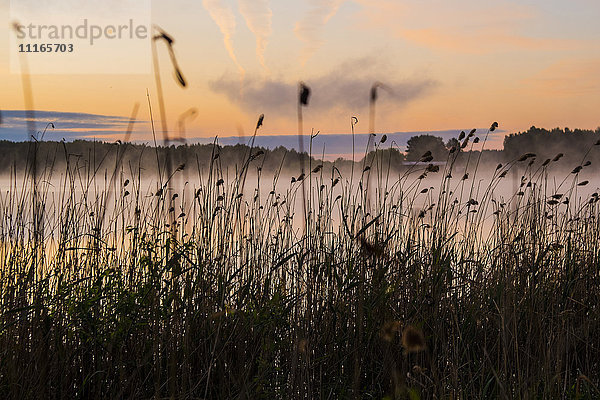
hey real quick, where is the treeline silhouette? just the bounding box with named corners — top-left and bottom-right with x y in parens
top-left (0, 140), bottom-right (348, 177)
top-left (504, 126), bottom-right (600, 166)
top-left (0, 126), bottom-right (598, 176)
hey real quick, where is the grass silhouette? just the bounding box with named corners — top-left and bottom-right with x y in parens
top-left (3, 25), bottom-right (600, 398)
top-left (0, 122), bottom-right (600, 398)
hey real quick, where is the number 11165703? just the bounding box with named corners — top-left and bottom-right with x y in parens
top-left (18, 43), bottom-right (74, 53)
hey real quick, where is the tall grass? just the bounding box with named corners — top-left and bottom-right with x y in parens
top-left (1, 126), bottom-right (600, 399)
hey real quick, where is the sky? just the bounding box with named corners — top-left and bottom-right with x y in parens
top-left (1, 0), bottom-right (599, 156)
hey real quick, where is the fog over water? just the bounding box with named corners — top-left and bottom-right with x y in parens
top-left (1, 152), bottom-right (599, 248)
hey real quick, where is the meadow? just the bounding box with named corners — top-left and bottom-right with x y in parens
top-left (0, 123), bottom-right (600, 399)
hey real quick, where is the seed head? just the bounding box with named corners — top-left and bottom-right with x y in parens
top-left (299, 82), bottom-right (311, 106)
top-left (402, 325), bottom-right (426, 353)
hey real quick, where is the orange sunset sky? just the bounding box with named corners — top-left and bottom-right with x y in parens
top-left (1, 0), bottom-right (599, 150)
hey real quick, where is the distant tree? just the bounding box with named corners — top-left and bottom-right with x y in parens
top-left (364, 148), bottom-right (405, 169)
top-left (503, 126), bottom-right (600, 166)
top-left (406, 135), bottom-right (448, 161)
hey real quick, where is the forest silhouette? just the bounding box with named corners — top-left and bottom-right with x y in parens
top-left (0, 126), bottom-right (597, 175)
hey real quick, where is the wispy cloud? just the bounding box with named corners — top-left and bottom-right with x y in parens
top-left (401, 27), bottom-right (580, 54)
top-left (202, 0), bottom-right (245, 76)
top-left (355, 0), bottom-right (580, 54)
top-left (238, 0), bottom-right (272, 71)
top-left (209, 58), bottom-right (438, 115)
top-left (295, 0), bottom-right (345, 65)
top-left (524, 58), bottom-right (600, 96)
top-left (0, 110), bottom-right (144, 141)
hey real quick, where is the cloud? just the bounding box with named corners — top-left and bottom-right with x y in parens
top-left (209, 58), bottom-right (438, 116)
top-left (0, 110), bottom-right (144, 141)
top-left (295, 0), bottom-right (345, 65)
top-left (401, 27), bottom-right (579, 54)
top-left (354, 0), bottom-right (580, 54)
top-left (202, 0), bottom-right (245, 76)
top-left (238, 0), bottom-right (272, 71)
top-left (210, 77), bottom-right (293, 115)
top-left (523, 58), bottom-right (600, 96)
